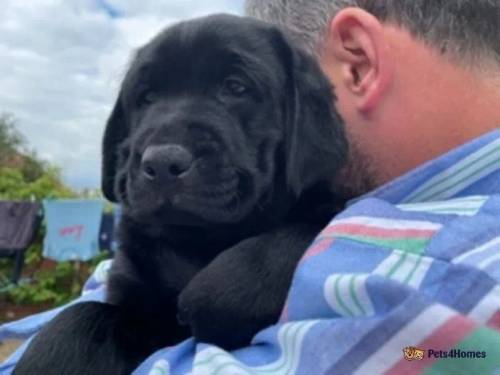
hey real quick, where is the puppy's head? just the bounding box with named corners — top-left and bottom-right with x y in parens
top-left (102, 14), bottom-right (347, 226)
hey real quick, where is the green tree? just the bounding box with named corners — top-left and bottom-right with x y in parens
top-left (0, 113), bottom-right (47, 182)
top-left (0, 167), bottom-right (74, 201)
top-left (0, 113), bottom-right (73, 199)
top-left (0, 113), bottom-right (23, 160)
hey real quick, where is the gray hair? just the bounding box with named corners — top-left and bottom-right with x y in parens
top-left (245, 0), bottom-right (500, 64)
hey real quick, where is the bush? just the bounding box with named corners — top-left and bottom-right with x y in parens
top-left (4, 252), bottom-right (108, 305)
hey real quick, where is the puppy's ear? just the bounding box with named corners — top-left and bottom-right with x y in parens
top-left (275, 30), bottom-right (348, 196)
top-left (101, 95), bottom-right (128, 202)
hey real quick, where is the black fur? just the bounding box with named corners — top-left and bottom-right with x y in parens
top-left (15, 14), bottom-right (347, 375)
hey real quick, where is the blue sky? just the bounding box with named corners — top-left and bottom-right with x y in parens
top-left (0, 0), bottom-right (244, 189)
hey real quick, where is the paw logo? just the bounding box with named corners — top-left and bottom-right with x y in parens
top-left (403, 346), bottom-right (425, 361)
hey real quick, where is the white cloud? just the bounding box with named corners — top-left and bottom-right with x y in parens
top-left (0, 0), bottom-right (244, 189)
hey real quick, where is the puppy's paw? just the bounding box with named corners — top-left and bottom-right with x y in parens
top-left (177, 268), bottom-right (260, 350)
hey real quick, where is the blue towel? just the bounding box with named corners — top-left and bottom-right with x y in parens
top-left (42, 200), bottom-right (104, 261)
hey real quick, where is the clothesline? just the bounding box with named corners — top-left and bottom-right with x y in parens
top-left (0, 199), bottom-right (121, 283)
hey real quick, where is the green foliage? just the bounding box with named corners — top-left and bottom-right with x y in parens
top-left (6, 263), bottom-right (76, 305)
top-left (0, 114), bottom-right (48, 182)
top-left (0, 113), bottom-right (24, 159)
top-left (0, 113), bottom-right (109, 310)
top-left (5, 252), bottom-right (109, 305)
top-left (0, 167), bottom-right (74, 200)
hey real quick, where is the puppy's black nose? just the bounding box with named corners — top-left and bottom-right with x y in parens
top-left (141, 144), bottom-right (194, 182)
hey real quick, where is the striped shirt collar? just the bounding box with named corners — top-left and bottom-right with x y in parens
top-left (352, 129), bottom-right (500, 205)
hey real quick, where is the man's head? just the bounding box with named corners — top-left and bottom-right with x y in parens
top-left (246, 0), bottom-right (500, 197)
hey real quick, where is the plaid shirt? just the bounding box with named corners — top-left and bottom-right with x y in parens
top-left (1, 130), bottom-right (499, 374)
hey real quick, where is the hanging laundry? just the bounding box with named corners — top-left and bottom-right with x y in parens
top-left (112, 205), bottom-right (122, 251)
top-left (0, 201), bottom-right (41, 251)
top-left (99, 213), bottom-right (114, 252)
top-left (43, 200), bottom-right (104, 261)
top-left (0, 201), bottom-right (41, 283)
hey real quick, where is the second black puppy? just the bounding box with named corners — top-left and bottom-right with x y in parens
top-left (15, 14), bottom-right (347, 374)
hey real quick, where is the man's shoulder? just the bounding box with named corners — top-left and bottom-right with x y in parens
top-left (327, 193), bottom-right (500, 266)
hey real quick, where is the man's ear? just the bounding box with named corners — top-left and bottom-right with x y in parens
top-left (101, 95), bottom-right (128, 202)
top-left (328, 8), bottom-right (393, 112)
top-left (275, 30), bottom-right (348, 196)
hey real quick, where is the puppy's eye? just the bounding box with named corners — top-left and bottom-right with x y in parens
top-left (138, 90), bottom-right (157, 106)
top-left (224, 78), bottom-right (249, 97)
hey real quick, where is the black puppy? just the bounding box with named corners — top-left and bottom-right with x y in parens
top-left (15, 14), bottom-right (347, 374)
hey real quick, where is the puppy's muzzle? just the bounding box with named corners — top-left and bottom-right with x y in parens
top-left (141, 144), bottom-right (194, 183)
